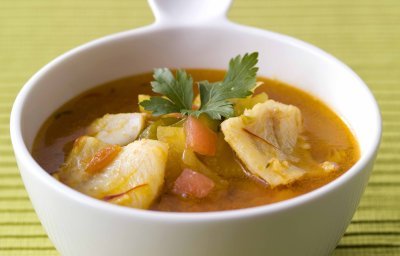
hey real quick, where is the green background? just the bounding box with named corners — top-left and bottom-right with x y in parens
top-left (1, 0), bottom-right (399, 255)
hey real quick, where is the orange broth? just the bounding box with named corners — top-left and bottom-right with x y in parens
top-left (32, 70), bottom-right (359, 212)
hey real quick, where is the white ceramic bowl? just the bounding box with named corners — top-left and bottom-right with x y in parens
top-left (10, 0), bottom-right (381, 255)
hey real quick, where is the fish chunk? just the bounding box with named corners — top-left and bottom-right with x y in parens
top-left (56, 136), bottom-right (168, 209)
top-left (87, 113), bottom-right (146, 146)
top-left (221, 100), bottom-right (305, 187)
top-left (243, 100), bottom-right (302, 155)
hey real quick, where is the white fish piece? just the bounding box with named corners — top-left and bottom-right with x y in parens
top-left (221, 100), bottom-right (305, 187)
top-left (243, 100), bottom-right (302, 155)
top-left (56, 136), bottom-right (168, 209)
top-left (87, 113), bottom-right (146, 146)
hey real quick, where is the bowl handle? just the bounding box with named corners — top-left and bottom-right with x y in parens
top-left (148, 0), bottom-right (232, 26)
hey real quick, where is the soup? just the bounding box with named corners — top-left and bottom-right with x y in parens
top-left (32, 53), bottom-right (359, 212)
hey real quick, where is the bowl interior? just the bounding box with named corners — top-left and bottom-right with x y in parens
top-left (19, 25), bottom-right (380, 164)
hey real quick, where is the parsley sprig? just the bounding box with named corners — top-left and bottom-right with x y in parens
top-left (140, 52), bottom-right (259, 120)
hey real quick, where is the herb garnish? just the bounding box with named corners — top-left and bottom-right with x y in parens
top-left (140, 52), bottom-right (259, 120)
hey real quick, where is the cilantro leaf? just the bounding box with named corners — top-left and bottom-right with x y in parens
top-left (140, 52), bottom-right (259, 120)
top-left (140, 97), bottom-right (181, 116)
top-left (191, 52), bottom-right (259, 119)
top-left (140, 69), bottom-right (194, 116)
top-left (182, 81), bottom-right (233, 119)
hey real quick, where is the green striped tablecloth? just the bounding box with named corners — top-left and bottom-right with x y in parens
top-left (0, 0), bottom-right (399, 255)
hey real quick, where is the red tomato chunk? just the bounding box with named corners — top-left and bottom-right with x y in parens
top-left (184, 116), bottom-right (217, 156)
top-left (172, 169), bottom-right (215, 199)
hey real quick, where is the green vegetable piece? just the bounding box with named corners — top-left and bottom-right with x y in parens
top-left (156, 126), bottom-right (187, 183)
top-left (231, 92), bottom-right (269, 116)
top-left (139, 117), bottom-right (180, 140)
top-left (197, 113), bottom-right (220, 132)
top-left (198, 132), bottom-right (247, 179)
top-left (182, 149), bottom-right (226, 188)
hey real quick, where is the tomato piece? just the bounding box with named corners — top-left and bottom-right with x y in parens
top-left (172, 168), bottom-right (215, 199)
top-left (184, 116), bottom-right (217, 156)
top-left (85, 145), bottom-right (122, 174)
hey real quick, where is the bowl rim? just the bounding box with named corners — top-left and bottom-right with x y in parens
top-left (10, 21), bottom-right (382, 222)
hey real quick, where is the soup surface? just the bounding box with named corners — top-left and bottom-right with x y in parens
top-left (32, 69), bottom-right (359, 212)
